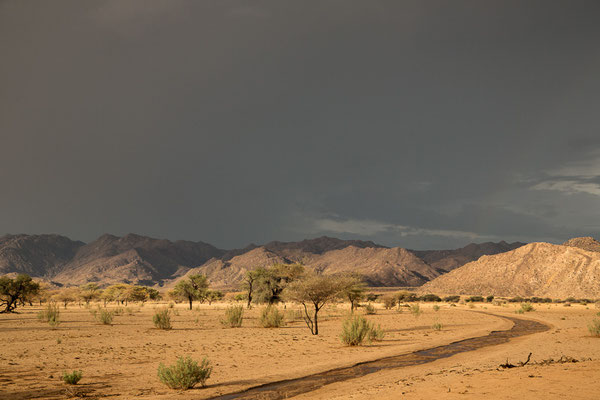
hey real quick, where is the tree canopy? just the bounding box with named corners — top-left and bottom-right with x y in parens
top-left (172, 274), bottom-right (209, 309)
top-left (0, 274), bottom-right (40, 313)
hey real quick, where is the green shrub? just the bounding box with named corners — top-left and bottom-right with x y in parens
top-left (340, 314), bottom-right (373, 346)
top-left (432, 322), bottom-right (443, 331)
top-left (443, 295), bottom-right (461, 303)
top-left (62, 370), bottom-right (82, 385)
top-left (588, 319), bottom-right (600, 337)
top-left (259, 305), bottom-right (284, 328)
top-left (368, 323), bottom-right (385, 341)
top-left (466, 296), bottom-right (484, 303)
top-left (38, 303), bottom-right (60, 328)
top-left (381, 295), bottom-right (397, 309)
top-left (432, 305), bottom-right (440, 312)
top-left (410, 303), bottom-right (422, 317)
top-left (158, 356), bottom-right (212, 389)
top-left (364, 303), bottom-right (376, 315)
top-left (365, 293), bottom-right (379, 302)
top-left (419, 294), bottom-right (442, 302)
top-left (222, 305), bottom-right (244, 328)
top-left (519, 303), bottom-right (535, 312)
top-left (397, 291), bottom-right (418, 302)
top-left (153, 309), bottom-right (172, 330)
top-left (96, 308), bottom-right (114, 325)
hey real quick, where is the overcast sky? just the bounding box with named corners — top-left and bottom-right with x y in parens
top-left (2, 1), bottom-right (600, 249)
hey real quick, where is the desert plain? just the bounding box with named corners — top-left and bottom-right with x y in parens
top-left (1, 300), bottom-right (599, 400)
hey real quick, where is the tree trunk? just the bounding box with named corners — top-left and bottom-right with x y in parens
top-left (313, 306), bottom-right (319, 335)
top-left (188, 296), bottom-right (193, 310)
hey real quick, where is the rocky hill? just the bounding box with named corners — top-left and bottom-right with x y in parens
top-left (0, 234), bottom-right (84, 277)
top-left (308, 246), bottom-right (439, 287)
top-left (421, 240), bottom-right (600, 298)
top-left (562, 237), bottom-right (600, 253)
top-left (52, 233), bottom-right (224, 285)
top-left (412, 241), bottom-right (526, 272)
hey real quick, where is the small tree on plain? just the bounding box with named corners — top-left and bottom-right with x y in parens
top-left (0, 274), bottom-right (40, 313)
top-left (173, 274), bottom-right (209, 310)
top-left (80, 283), bottom-right (100, 305)
top-left (341, 275), bottom-right (366, 312)
top-left (284, 273), bottom-right (349, 335)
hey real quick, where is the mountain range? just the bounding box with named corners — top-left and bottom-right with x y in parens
top-left (0, 233), bottom-right (525, 288)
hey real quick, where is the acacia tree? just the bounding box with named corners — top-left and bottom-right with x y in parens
top-left (53, 287), bottom-right (80, 309)
top-left (252, 264), bottom-right (305, 305)
top-left (341, 275), bottom-right (366, 312)
top-left (284, 273), bottom-right (349, 335)
top-left (80, 283), bottom-right (100, 304)
top-left (0, 274), bottom-right (40, 313)
top-left (173, 274), bottom-right (209, 310)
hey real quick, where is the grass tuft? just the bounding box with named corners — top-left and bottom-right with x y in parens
top-left (158, 356), bottom-right (212, 389)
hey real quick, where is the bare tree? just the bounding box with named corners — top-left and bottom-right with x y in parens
top-left (284, 273), bottom-right (349, 335)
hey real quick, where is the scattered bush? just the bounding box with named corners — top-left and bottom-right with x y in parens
top-left (419, 294), bottom-right (442, 302)
top-left (432, 305), bottom-right (440, 312)
top-left (519, 303), bottom-right (535, 312)
top-left (381, 295), bottom-right (397, 310)
top-left (38, 303), bottom-right (60, 328)
top-left (158, 356), bottom-right (212, 389)
top-left (153, 309), bottom-right (172, 330)
top-left (340, 314), bottom-right (374, 346)
top-left (396, 291), bottom-right (418, 302)
top-left (365, 293), bottom-right (379, 302)
top-left (369, 323), bottom-right (385, 341)
top-left (515, 308), bottom-right (524, 314)
top-left (443, 295), bottom-right (461, 303)
top-left (410, 304), bottom-right (422, 317)
top-left (168, 302), bottom-right (175, 309)
top-left (259, 305), bottom-right (284, 328)
top-left (432, 322), bottom-right (443, 331)
top-left (466, 296), bottom-right (484, 303)
top-left (364, 303), bottom-right (376, 315)
top-left (588, 319), bottom-right (600, 337)
top-left (62, 370), bottom-right (82, 385)
top-left (222, 305), bottom-right (244, 328)
top-left (485, 295), bottom-right (494, 303)
top-left (96, 308), bottom-right (114, 325)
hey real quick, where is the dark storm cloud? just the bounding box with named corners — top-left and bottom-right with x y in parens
top-left (1, 1), bottom-right (600, 249)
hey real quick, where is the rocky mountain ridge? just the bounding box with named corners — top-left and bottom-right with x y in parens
top-left (0, 233), bottom-right (525, 288)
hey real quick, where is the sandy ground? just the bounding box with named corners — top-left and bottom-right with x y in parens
top-left (0, 301), bottom-right (598, 399)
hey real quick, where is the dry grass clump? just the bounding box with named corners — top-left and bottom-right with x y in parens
top-left (432, 322), bottom-right (443, 331)
top-left (381, 295), bottom-right (397, 310)
top-left (588, 319), bottom-right (600, 337)
top-left (153, 309), bottom-right (172, 330)
top-left (157, 356), bottom-right (212, 389)
top-left (221, 305), bottom-right (244, 328)
top-left (364, 303), bottom-right (376, 315)
top-left (259, 305), bottom-right (285, 328)
top-left (410, 303), bottom-right (422, 317)
top-left (62, 370), bottom-right (82, 385)
top-left (340, 314), bottom-right (385, 346)
top-left (92, 308), bottom-right (114, 325)
top-left (38, 303), bottom-right (60, 328)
